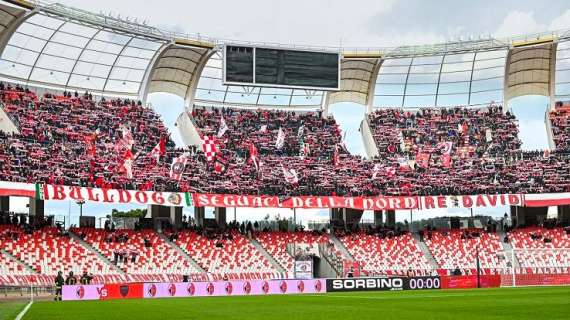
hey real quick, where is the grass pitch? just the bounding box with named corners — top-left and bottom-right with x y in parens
top-left (16, 286), bottom-right (570, 320)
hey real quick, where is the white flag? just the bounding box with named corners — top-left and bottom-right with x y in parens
top-left (217, 116), bottom-right (229, 138)
top-left (372, 164), bottom-right (382, 179)
top-left (281, 164), bottom-right (298, 184)
top-left (276, 127), bottom-right (285, 149)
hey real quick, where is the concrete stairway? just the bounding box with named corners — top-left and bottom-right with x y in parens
top-left (412, 233), bottom-right (440, 269)
top-left (158, 233), bottom-right (206, 273)
top-left (498, 231), bottom-right (521, 268)
top-left (248, 237), bottom-right (287, 274)
top-left (68, 232), bottom-right (125, 274)
top-left (1, 249), bottom-right (38, 274)
top-left (328, 233), bottom-right (355, 261)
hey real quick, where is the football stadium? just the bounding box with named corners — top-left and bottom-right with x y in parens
top-left (0, 0), bottom-right (570, 319)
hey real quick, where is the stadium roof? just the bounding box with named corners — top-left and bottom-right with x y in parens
top-left (0, 0), bottom-right (569, 109)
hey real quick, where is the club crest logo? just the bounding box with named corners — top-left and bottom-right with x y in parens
top-left (225, 282), bottom-right (233, 295)
top-left (314, 280), bottom-right (322, 292)
top-left (243, 281), bottom-right (252, 294)
top-left (147, 284), bottom-right (157, 297)
top-left (187, 283), bottom-right (195, 296)
top-left (168, 283), bottom-right (176, 296)
top-left (76, 286), bottom-right (85, 299)
top-left (206, 282), bottom-right (215, 295)
top-left (262, 281), bottom-right (269, 294)
top-left (280, 281), bottom-right (287, 293)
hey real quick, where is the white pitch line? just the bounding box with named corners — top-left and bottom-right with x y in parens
top-left (14, 301), bottom-right (33, 320)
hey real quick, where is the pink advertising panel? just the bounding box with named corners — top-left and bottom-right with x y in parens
top-left (62, 279), bottom-right (326, 301)
top-left (144, 279), bottom-right (326, 298)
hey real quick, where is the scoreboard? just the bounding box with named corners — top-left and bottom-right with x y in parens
top-left (224, 45), bottom-right (340, 90)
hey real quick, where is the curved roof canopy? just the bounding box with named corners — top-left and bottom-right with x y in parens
top-left (0, 0), bottom-right (568, 109)
top-left (0, 12), bottom-right (164, 96)
top-left (373, 49), bottom-right (507, 108)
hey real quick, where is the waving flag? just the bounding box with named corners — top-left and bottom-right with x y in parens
top-left (275, 127), bottom-right (285, 149)
top-left (122, 149), bottom-right (134, 179)
top-left (217, 116), bottom-right (229, 137)
top-left (372, 163), bottom-right (382, 179)
top-left (416, 151), bottom-right (431, 169)
top-left (150, 137), bottom-right (166, 163)
top-left (201, 136), bottom-right (218, 162)
top-left (281, 164), bottom-right (299, 184)
top-left (213, 160), bottom-right (227, 174)
top-left (170, 153), bottom-right (188, 181)
top-left (121, 126), bottom-right (135, 150)
top-left (249, 143), bottom-right (260, 171)
top-left (297, 125), bottom-right (305, 139)
top-left (332, 144), bottom-right (340, 167)
top-left (439, 142), bottom-right (453, 168)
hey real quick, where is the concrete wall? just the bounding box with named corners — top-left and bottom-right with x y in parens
top-left (360, 117), bottom-right (379, 159)
top-left (175, 111), bottom-right (203, 147)
top-left (0, 105), bottom-right (19, 134)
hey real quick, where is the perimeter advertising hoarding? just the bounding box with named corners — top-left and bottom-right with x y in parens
top-left (62, 283), bottom-right (144, 301)
top-left (62, 279), bottom-right (326, 301)
top-left (326, 276), bottom-right (441, 292)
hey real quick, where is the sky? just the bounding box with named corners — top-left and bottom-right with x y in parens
top-left (8, 0), bottom-right (570, 226)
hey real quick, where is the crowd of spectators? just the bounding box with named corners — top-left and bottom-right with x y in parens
top-left (550, 101), bottom-right (570, 152)
top-left (1, 82), bottom-right (570, 197)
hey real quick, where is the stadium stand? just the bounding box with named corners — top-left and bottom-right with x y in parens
top-left (424, 229), bottom-right (508, 270)
top-left (254, 231), bottom-right (332, 272)
top-left (508, 227), bottom-right (570, 271)
top-left (0, 225), bottom-right (112, 275)
top-left (173, 229), bottom-right (283, 279)
top-left (72, 228), bottom-right (200, 275)
top-left (336, 231), bottom-right (432, 275)
top-left (0, 250), bottom-right (32, 275)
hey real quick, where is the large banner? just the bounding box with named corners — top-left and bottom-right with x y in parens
top-left (326, 276), bottom-right (441, 292)
top-left (418, 194), bottom-right (524, 210)
top-left (0, 181), bottom-right (36, 197)
top-left (191, 193), bottom-right (524, 210)
top-left (6, 181), bottom-right (570, 210)
top-left (62, 279), bottom-right (326, 301)
top-left (38, 184), bottom-right (192, 207)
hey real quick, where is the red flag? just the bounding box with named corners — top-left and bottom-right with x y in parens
top-left (332, 145), bottom-right (340, 167)
top-left (121, 149), bottom-right (134, 179)
top-left (150, 137), bottom-right (166, 163)
top-left (415, 151), bottom-right (430, 169)
top-left (439, 142), bottom-right (453, 168)
top-left (213, 160), bottom-right (227, 174)
top-left (84, 133), bottom-right (97, 157)
top-left (249, 143), bottom-right (260, 171)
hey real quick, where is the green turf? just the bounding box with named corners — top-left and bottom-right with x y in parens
top-left (0, 301), bottom-right (26, 320)
top-left (20, 287), bottom-right (570, 320)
